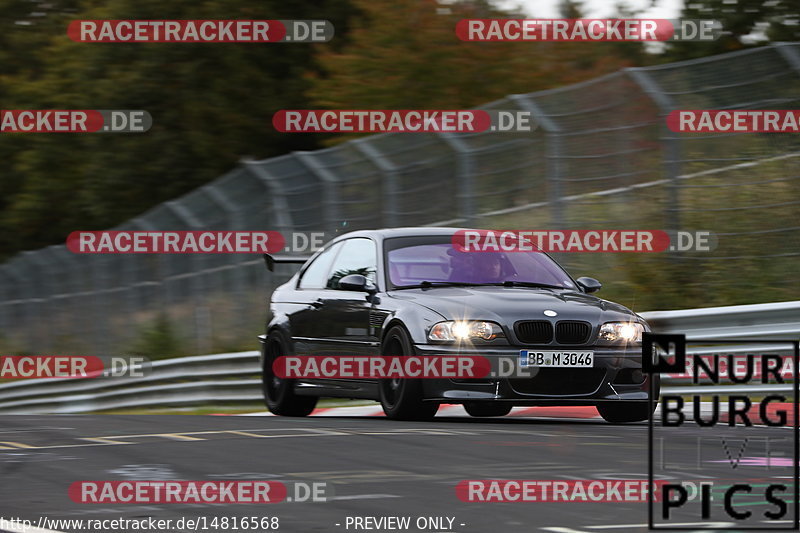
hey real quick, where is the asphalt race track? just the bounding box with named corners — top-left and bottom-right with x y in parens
top-left (0, 411), bottom-right (795, 533)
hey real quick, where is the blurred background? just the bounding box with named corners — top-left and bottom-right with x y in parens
top-left (0, 0), bottom-right (799, 359)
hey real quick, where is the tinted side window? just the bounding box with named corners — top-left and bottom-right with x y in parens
top-left (298, 242), bottom-right (342, 289)
top-left (325, 238), bottom-right (378, 289)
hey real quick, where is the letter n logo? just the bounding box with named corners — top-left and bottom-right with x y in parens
top-left (643, 332), bottom-right (686, 374)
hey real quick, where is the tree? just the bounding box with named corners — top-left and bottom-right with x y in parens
top-left (662, 0), bottom-right (800, 61)
top-left (0, 0), bottom-right (358, 259)
top-left (307, 0), bottom-right (646, 119)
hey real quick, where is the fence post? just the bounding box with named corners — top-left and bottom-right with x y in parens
top-left (775, 43), bottom-right (800, 73)
top-left (122, 220), bottom-right (148, 351)
top-left (54, 244), bottom-right (91, 352)
top-left (293, 151), bottom-right (341, 234)
top-left (132, 215), bottom-right (173, 354)
top-left (203, 183), bottom-right (249, 341)
top-left (22, 259), bottom-right (37, 352)
top-left (240, 158), bottom-right (295, 234)
top-left (18, 252), bottom-right (52, 353)
top-left (6, 262), bottom-right (36, 352)
top-left (0, 265), bottom-right (24, 351)
top-left (352, 137), bottom-right (399, 227)
top-left (627, 67), bottom-right (682, 236)
top-left (508, 94), bottom-right (564, 229)
top-left (437, 133), bottom-right (474, 226)
top-left (30, 248), bottom-right (66, 353)
top-left (165, 201), bottom-right (211, 355)
top-left (87, 253), bottom-right (109, 355)
top-left (0, 267), bottom-right (9, 347)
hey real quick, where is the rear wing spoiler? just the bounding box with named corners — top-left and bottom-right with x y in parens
top-left (263, 253), bottom-right (312, 272)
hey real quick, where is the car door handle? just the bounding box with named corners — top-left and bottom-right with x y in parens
top-left (311, 299), bottom-right (323, 308)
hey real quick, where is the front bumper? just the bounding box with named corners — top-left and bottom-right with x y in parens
top-left (414, 343), bottom-right (651, 404)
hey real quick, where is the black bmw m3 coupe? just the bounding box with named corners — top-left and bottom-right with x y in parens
top-left (259, 227), bottom-right (659, 422)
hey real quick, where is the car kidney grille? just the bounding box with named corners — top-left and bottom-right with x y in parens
top-left (515, 321), bottom-right (554, 344)
top-left (555, 321), bottom-right (592, 345)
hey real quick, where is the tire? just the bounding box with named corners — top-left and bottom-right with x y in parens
top-left (464, 403), bottom-right (513, 417)
top-left (596, 374), bottom-right (660, 423)
top-left (379, 325), bottom-right (439, 421)
top-left (262, 330), bottom-right (317, 417)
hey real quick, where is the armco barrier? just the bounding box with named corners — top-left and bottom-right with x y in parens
top-left (0, 301), bottom-right (797, 414)
top-left (641, 300), bottom-right (800, 341)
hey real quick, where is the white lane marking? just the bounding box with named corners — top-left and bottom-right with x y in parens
top-left (0, 428), bottom-right (74, 434)
top-left (0, 525), bottom-right (65, 533)
top-left (0, 423), bottom-right (610, 451)
top-left (545, 524), bottom-right (736, 532)
top-left (585, 523), bottom-right (735, 529)
top-left (154, 433), bottom-right (205, 441)
top-left (224, 430), bottom-right (270, 438)
top-left (80, 437), bottom-right (133, 445)
top-left (0, 441), bottom-right (35, 449)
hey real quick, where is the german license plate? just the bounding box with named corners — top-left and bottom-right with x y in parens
top-left (519, 350), bottom-right (594, 368)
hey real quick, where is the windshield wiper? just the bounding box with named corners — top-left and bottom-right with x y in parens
top-left (496, 280), bottom-right (567, 290)
top-left (393, 280), bottom-right (568, 290)
top-left (393, 281), bottom-right (486, 290)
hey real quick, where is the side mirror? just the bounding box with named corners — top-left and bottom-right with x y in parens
top-left (576, 276), bottom-right (602, 293)
top-left (338, 274), bottom-right (376, 294)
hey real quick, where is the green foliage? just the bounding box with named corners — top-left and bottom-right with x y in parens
top-left (130, 313), bottom-right (185, 359)
top-left (306, 0), bottom-right (647, 138)
top-left (0, 0), bottom-right (358, 260)
top-left (662, 0), bottom-right (800, 62)
top-left (481, 146), bottom-right (800, 312)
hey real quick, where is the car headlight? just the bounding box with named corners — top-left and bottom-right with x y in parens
top-left (598, 322), bottom-right (644, 342)
top-left (428, 321), bottom-right (504, 342)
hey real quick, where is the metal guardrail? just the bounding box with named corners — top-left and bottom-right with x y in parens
top-left (0, 301), bottom-right (797, 414)
top-left (641, 300), bottom-right (800, 341)
top-left (0, 352), bottom-right (262, 414)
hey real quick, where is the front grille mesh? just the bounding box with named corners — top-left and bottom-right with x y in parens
top-left (515, 320), bottom-right (593, 345)
top-left (515, 321), bottom-right (553, 344)
top-left (555, 321), bottom-right (592, 344)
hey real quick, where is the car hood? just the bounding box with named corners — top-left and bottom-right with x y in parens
top-left (389, 286), bottom-right (638, 324)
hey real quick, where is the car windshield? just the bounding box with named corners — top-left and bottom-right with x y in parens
top-left (385, 239), bottom-right (576, 290)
